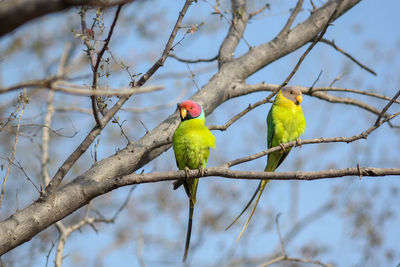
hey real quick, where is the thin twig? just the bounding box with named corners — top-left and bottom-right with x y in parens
top-left (375, 89), bottom-right (400, 125)
top-left (284, 200), bottom-right (335, 245)
top-left (329, 71), bottom-right (346, 87)
top-left (112, 117), bottom-right (132, 144)
top-left (45, 240), bottom-right (56, 267)
top-left (135, 0), bottom-right (195, 86)
top-left (225, 82), bottom-right (400, 125)
top-left (320, 38), bottom-right (377, 76)
top-left (80, 8), bottom-right (102, 127)
top-left (309, 70), bottom-right (323, 90)
top-left (0, 89), bottom-right (27, 208)
top-left (208, 98), bottom-right (273, 131)
top-left (278, 0), bottom-right (304, 36)
top-left (224, 110), bottom-right (400, 168)
top-left (259, 256), bottom-right (334, 267)
top-left (249, 3), bottom-right (270, 18)
top-left (0, 157), bottom-right (39, 193)
top-left (279, 0), bottom-right (343, 89)
top-left (185, 62), bottom-right (201, 90)
top-left (111, 185), bottom-right (136, 221)
top-left (92, 5), bottom-right (123, 81)
top-left (169, 54), bottom-right (218, 63)
top-left (122, 87), bottom-right (187, 113)
top-left (41, 44), bottom-right (71, 187)
top-left (90, 5), bottom-right (123, 126)
top-left (275, 213), bottom-right (286, 257)
top-left (0, 79), bottom-right (164, 96)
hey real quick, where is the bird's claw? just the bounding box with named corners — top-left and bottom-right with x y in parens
top-left (295, 138), bottom-right (302, 147)
top-left (279, 143), bottom-right (286, 151)
top-left (184, 167), bottom-right (190, 179)
top-left (198, 166), bottom-right (205, 177)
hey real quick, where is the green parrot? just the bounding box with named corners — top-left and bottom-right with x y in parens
top-left (173, 100), bottom-right (216, 261)
top-left (227, 87), bottom-right (306, 241)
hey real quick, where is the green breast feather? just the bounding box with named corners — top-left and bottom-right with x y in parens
top-left (266, 94), bottom-right (306, 171)
top-left (173, 117), bottom-right (215, 170)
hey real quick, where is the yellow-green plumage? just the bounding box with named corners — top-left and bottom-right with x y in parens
top-left (173, 101), bottom-right (215, 261)
top-left (227, 88), bottom-right (306, 240)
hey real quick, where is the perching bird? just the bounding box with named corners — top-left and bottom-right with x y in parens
top-left (226, 87), bottom-right (306, 241)
top-left (173, 100), bottom-right (216, 262)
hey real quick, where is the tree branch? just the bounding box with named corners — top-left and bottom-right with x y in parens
top-left (0, 0), bottom-right (133, 37)
top-left (169, 54), bottom-right (218, 64)
top-left (278, 0), bottom-right (304, 36)
top-left (221, 83), bottom-right (399, 125)
top-left (218, 0), bottom-right (250, 66)
top-left (375, 89), bottom-right (400, 125)
top-left (320, 38), bottom-right (377, 75)
top-left (0, 90), bottom-right (27, 208)
top-left (135, 0), bottom-right (195, 86)
top-left (259, 213), bottom-right (334, 267)
top-left (0, 79), bottom-right (164, 96)
top-left (119, 167), bottom-right (400, 186)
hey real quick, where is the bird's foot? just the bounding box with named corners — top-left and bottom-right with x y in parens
top-left (198, 166), bottom-right (205, 177)
top-left (295, 138), bottom-right (302, 147)
top-left (184, 167), bottom-right (190, 179)
top-left (279, 143), bottom-right (286, 151)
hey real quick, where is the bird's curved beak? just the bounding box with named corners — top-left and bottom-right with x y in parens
top-left (296, 95), bottom-right (302, 105)
top-left (179, 108), bottom-right (187, 120)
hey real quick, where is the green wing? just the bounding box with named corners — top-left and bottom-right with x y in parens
top-left (266, 107), bottom-right (274, 149)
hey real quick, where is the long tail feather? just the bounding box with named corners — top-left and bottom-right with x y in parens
top-left (182, 178), bottom-right (198, 262)
top-left (225, 182), bottom-right (262, 231)
top-left (183, 200), bottom-right (194, 262)
top-left (236, 180), bottom-right (269, 241)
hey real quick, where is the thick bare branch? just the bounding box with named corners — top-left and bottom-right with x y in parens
top-left (0, 0), bottom-right (133, 37)
top-left (218, 0), bottom-right (249, 66)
